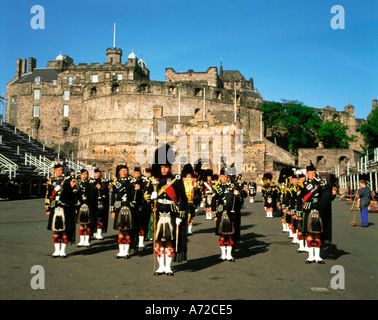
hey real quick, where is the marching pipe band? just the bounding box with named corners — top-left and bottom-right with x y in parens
top-left (45, 147), bottom-right (338, 273)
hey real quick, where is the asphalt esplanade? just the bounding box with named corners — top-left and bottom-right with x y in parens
top-left (1, 195), bottom-right (377, 302)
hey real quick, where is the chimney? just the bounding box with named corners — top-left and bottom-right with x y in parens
top-left (28, 57), bottom-right (36, 73)
top-left (16, 58), bottom-right (27, 78)
top-left (373, 99), bottom-right (377, 110)
top-left (21, 59), bottom-right (27, 76)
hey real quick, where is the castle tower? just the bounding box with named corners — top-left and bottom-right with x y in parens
top-left (106, 47), bottom-right (122, 65)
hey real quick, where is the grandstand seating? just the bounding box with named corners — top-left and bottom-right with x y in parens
top-left (0, 121), bottom-right (58, 179)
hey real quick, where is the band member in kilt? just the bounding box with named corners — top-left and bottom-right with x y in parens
top-left (286, 172), bottom-right (301, 245)
top-left (235, 174), bottom-right (248, 207)
top-left (297, 162), bottom-right (337, 264)
top-left (92, 167), bottom-right (110, 240)
top-left (150, 144), bottom-right (188, 276)
top-left (111, 164), bottom-right (137, 259)
top-left (75, 169), bottom-right (96, 248)
top-left (46, 163), bottom-right (77, 258)
top-left (261, 172), bottom-right (272, 215)
top-left (262, 173), bottom-right (277, 218)
top-left (248, 178), bottom-right (257, 203)
top-left (204, 169), bottom-right (216, 220)
top-left (295, 170), bottom-right (307, 252)
top-left (278, 167), bottom-right (294, 234)
top-left (214, 168), bottom-right (243, 262)
top-left (131, 166), bottom-right (148, 251)
top-left (181, 163), bottom-right (201, 235)
top-left (319, 175), bottom-right (338, 247)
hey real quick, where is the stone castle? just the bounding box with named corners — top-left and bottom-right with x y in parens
top-left (5, 47), bottom-right (373, 180)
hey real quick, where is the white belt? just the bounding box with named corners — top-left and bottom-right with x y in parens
top-left (157, 199), bottom-right (175, 205)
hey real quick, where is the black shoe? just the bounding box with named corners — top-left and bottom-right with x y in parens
top-left (166, 272), bottom-right (174, 276)
top-left (315, 259), bottom-right (325, 264)
top-left (124, 255), bottom-right (130, 259)
top-left (305, 260), bottom-right (315, 264)
top-left (227, 258), bottom-right (236, 262)
top-left (154, 271), bottom-right (164, 276)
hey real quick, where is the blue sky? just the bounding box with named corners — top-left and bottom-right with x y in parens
top-left (0, 0), bottom-right (377, 119)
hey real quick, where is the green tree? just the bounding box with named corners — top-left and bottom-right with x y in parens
top-left (260, 101), bottom-right (286, 144)
top-left (318, 120), bottom-right (357, 148)
top-left (261, 100), bottom-right (322, 154)
top-left (357, 107), bottom-right (378, 149)
top-left (261, 100), bottom-right (357, 154)
top-left (283, 101), bottom-right (321, 153)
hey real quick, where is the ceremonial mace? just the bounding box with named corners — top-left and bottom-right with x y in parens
top-left (151, 180), bottom-right (160, 273)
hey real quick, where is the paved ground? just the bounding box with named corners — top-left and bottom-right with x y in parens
top-left (1, 195), bottom-right (377, 301)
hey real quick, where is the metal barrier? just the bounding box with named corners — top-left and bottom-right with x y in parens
top-left (0, 153), bottom-right (18, 179)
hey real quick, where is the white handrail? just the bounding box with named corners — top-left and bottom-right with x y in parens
top-left (0, 153), bottom-right (18, 179)
top-left (24, 153), bottom-right (51, 178)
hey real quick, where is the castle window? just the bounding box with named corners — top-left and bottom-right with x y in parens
top-left (35, 76), bottom-right (40, 84)
top-left (339, 156), bottom-right (349, 164)
top-left (63, 104), bottom-right (69, 117)
top-left (140, 84), bottom-right (149, 92)
top-left (195, 88), bottom-right (203, 96)
top-left (153, 106), bottom-right (163, 118)
top-left (33, 105), bottom-right (40, 117)
top-left (90, 87), bottom-right (97, 96)
top-left (169, 86), bottom-right (176, 94)
top-left (91, 74), bottom-right (98, 83)
top-left (116, 73), bottom-right (123, 80)
top-left (112, 83), bottom-right (120, 93)
top-left (68, 76), bottom-right (73, 85)
top-left (316, 156), bottom-right (325, 165)
top-left (33, 89), bottom-right (40, 100)
top-left (71, 127), bottom-right (79, 136)
top-left (215, 91), bottom-right (221, 99)
top-left (63, 90), bottom-right (70, 100)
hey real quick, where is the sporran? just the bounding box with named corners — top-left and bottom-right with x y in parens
top-left (52, 207), bottom-right (66, 232)
top-left (307, 209), bottom-right (323, 234)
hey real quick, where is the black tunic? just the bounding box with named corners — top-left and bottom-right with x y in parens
top-left (46, 176), bottom-right (76, 242)
top-left (214, 182), bottom-right (242, 243)
top-left (248, 182), bottom-right (257, 197)
top-left (297, 178), bottom-right (333, 234)
top-left (110, 176), bottom-right (135, 231)
top-left (92, 176), bottom-right (110, 232)
top-left (149, 172), bottom-right (188, 261)
top-left (75, 178), bottom-right (97, 226)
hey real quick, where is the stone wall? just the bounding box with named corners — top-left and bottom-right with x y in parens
top-left (298, 148), bottom-right (360, 174)
top-left (6, 80), bottom-right (82, 156)
top-left (6, 47), bottom-right (373, 181)
top-left (315, 104), bottom-right (364, 152)
top-left (165, 67), bottom-right (221, 88)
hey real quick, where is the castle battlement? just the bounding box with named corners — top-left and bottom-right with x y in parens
top-left (6, 46), bottom-right (371, 179)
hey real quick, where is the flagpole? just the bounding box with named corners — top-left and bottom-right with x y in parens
top-left (203, 87), bottom-right (205, 120)
top-left (178, 90), bottom-right (181, 124)
top-left (234, 90), bottom-right (236, 123)
top-left (113, 23), bottom-right (116, 48)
